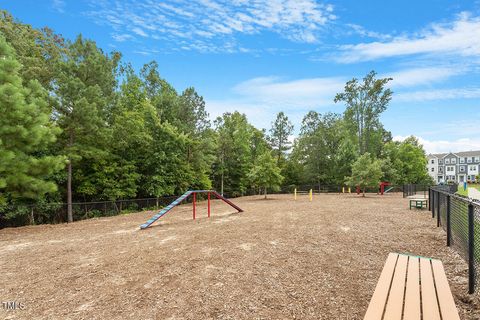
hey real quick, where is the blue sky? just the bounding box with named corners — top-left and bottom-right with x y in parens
top-left (3, 0), bottom-right (480, 153)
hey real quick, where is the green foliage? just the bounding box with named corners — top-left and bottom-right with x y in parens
top-left (0, 10), bottom-right (65, 89)
top-left (383, 136), bottom-right (432, 185)
top-left (345, 153), bottom-right (383, 196)
top-left (0, 36), bottom-right (65, 207)
top-left (248, 151), bottom-right (283, 199)
top-left (213, 112), bottom-right (253, 196)
top-left (289, 111), bottom-right (352, 185)
top-left (0, 11), bottom-right (435, 226)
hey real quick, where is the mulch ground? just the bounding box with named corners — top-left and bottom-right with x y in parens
top-left (1, 193), bottom-right (479, 320)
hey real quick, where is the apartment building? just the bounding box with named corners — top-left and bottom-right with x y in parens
top-left (427, 151), bottom-right (480, 184)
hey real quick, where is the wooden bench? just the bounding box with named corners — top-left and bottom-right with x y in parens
top-left (409, 198), bottom-right (428, 210)
top-left (364, 253), bottom-right (460, 320)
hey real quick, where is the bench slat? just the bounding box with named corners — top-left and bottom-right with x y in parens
top-left (431, 259), bottom-right (461, 320)
top-left (384, 254), bottom-right (408, 320)
top-left (364, 253), bottom-right (398, 320)
top-left (420, 258), bottom-right (441, 320)
top-left (403, 256), bottom-right (421, 320)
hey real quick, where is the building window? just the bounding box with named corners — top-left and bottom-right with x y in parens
top-left (468, 158), bottom-right (473, 163)
top-left (431, 168), bottom-right (434, 172)
top-left (476, 157), bottom-right (480, 162)
top-left (451, 158), bottom-right (456, 164)
top-left (460, 166), bottom-right (465, 172)
top-left (460, 158), bottom-right (465, 163)
top-left (431, 159), bottom-right (435, 164)
top-left (445, 159), bottom-right (450, 164)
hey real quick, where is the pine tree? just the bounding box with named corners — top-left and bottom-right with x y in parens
top-left (269, 112), bottom-right (293, 164)
top-left (0, 36), bottom-right (65, 209)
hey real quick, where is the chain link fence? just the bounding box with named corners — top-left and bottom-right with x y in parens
top-left (2, 183), bottom-right (411, 228)
top-left (0, 196), bottom-right (179, 228)
top-left (431, 186), bottom-right (480, 294)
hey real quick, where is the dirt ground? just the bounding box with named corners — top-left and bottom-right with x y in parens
top-left (1, 193), bottom-right (479, 320)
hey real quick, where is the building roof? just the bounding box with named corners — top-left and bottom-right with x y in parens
top-left (428, 150), bottom-right (480, 158)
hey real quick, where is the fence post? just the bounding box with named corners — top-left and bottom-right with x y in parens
top-left (193, 192), bottom-right (196, 220)
top-left (446, 194), bottom-right (451, 247)
top-left (207, 192), bottom-right (211, 218)
top-left (30, 206), bottom-right (35, 225)
top-left (437, 193), bottom-right (441, 227)
top-left (431, 190), bottom-right (435, 216)
top-left (468, 203), bottom-right (475, 294)
top-left (428, 188), bottom-right (431, 211)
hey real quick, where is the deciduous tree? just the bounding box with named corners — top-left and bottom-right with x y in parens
top-left (248, 151), bottom-right (283, 199)
top-left (334, 71), bottom-right (392, 156)
top-left (345, 153), bottom-right (383, 197)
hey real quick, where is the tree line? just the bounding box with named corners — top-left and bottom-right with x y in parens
top-left (0, 11), bottom-right (432, 226)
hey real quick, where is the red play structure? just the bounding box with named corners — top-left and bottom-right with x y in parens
top-left (140, 190), bottom-right (243, 229)
top-left (355, 182), bottom-right (391, 195)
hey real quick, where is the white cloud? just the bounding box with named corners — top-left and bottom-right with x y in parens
top-left (205, 75), bottom-right (346, 131)
top-left (336, 12), bottom-right (480, 63)
top-left (394, 135), bottom-right (480, 154)
top-left (86, 0), bottom-right (336, 52)
top-left (112, 34), bottom-right (134, 42)
top-left (383, 67), bottom-right (462, 88)
top-left (396, 87), bottom-right (480, 102)
top-left (52, 0), bottom-right (66, 13)
top-left (232, 76), bottom-right (345, 107)
top-left (131, 27), bottom-right (148, 37)
top-left (346, 24), bottom-right (392, 41)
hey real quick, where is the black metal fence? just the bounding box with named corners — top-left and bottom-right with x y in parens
top-left (430, 186), bottom-right (480, 294)
top-left (403, 184), bottom-right (429, 198)
top-left (0, 196), bottom-right (180, 228)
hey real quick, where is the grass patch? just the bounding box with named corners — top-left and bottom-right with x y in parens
top-left (457, 184), bottom-right (469, 196)
top-left (456, 183), bottom-right (480, 196)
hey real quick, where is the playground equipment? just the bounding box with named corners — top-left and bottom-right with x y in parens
top-left (354, 182), bottom-right (392, 195)
top-left (384, 186), bottom-right (394, 193)
top-left (293, 188), bottom-right (313, 201)
top-left (140, 190), bottom-right (243, 229)
top-left (342, 187), bottom-right (351, 193)
top-left (380, 181), bottom-right (390, 195)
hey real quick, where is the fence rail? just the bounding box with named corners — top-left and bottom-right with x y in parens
top-left (430, 186), bottom-right (480, 294)
top-left (0, 196), bottom-right (180, 228)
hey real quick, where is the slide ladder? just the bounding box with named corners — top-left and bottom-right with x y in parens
top-left (212, 191), bottom-right (244, 212)
top-left (140, 191), bottom-right (193, 229)
top-left (384, 186), bottom-right (394, 193)
top-left (140, 190), bottom-right (243, 229)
